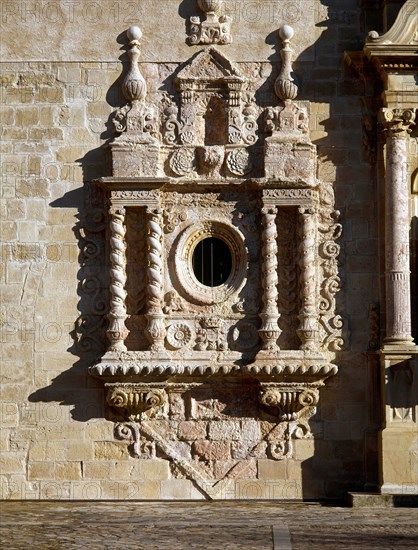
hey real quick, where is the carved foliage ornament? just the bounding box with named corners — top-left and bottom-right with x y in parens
top-left (188, 0), bottom-right (232, 45)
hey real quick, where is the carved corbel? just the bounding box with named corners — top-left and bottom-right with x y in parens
top-left (107, 385), bottom-right (167, 421)
top-left (259, 384), bottom-right (320, 460)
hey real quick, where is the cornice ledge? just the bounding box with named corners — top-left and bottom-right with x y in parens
top-left (364, 0), bottom-right (418, 59)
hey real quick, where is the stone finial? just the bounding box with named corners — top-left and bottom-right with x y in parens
top-left (274, 25), bottom-right (299, 102)
top-left (122, 25), bottom-right (147, 102)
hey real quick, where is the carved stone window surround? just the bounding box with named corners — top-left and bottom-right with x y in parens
top-left (174, 220), bottom-right (247, 305)
top-left (88, 25), bottom-right (342, 480)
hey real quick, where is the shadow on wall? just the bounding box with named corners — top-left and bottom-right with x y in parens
top-left (296, 0), bottom-right (383, 498)
top-left (28, 30), bottom-right (131, 421)
top-left (29, 1), bottom-right (388, 499)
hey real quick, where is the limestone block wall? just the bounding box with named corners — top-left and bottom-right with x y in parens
top-left (0, 0), bottom-right (405, 500)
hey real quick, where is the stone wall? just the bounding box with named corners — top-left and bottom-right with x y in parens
top-left (0, 0), bottom-right (415, 500)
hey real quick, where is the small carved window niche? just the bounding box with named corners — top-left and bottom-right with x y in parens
top-left (89, 25), bottom-right (342, 496)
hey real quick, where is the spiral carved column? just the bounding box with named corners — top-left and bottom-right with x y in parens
top-left (107, 206), bottom-right (129, 352)
top-left (145, 207), bottom-right (166, 350)
top-left (258, 206), bottom-right (281, 351)
top-left (297, 207), bottom-right (319, 351)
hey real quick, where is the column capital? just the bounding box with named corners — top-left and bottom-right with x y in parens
top-left (379, 108), bottom-right (416, 137)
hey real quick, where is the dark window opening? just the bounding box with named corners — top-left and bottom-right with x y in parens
top-left (192, 237), bottom-right (232, 287)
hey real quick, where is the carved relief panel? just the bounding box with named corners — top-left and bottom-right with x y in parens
top-left (89, 24), bottom-right (342, 497)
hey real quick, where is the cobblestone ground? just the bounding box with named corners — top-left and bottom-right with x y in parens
top-left (0, 501), bottom-right (417, 550)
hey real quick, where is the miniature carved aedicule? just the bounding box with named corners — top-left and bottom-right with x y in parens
top-left (89, 24), bottom-right (342, 497)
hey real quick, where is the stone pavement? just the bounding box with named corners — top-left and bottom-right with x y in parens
top-left (0, 501), bottom-right (417, 550)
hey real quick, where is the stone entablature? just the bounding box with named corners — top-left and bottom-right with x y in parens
top-left (89, 23), bottom-right (342, 497)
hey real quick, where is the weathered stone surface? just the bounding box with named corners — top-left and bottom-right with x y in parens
top-left (1, 0), bottom-right (417, 502)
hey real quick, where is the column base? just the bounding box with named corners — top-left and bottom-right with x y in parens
top-left (347, 492), bottom-right (418, 507)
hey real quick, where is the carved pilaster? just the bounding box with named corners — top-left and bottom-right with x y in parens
top-left (258, 206), bottom-right (281, 352)
top-left (179, 91), bottom-right (196, 146)
top-left (145, 207), bottom-right (166, 350)
top-left (107, 206), bottom-right (129, 352)
top-left (297, 207), bottom-right (319, 351)
top-left (379, 108), bottom-right (416, 346)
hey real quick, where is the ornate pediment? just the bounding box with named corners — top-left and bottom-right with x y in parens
top-left (175, 47), bottom-right (245, 90)
top-left (365, 0), bottom-right (418, 54)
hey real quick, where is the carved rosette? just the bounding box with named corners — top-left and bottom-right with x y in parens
top-left (226, 148), bottom-right (252, 176)
top-left (258, 206), bottom-right (281, 351)
top-left (297, 208), bottom-right (319, 351)
top-left (169, 148), bottom-right (195, 176)
top-left (145, 208), bottom-right (166, 350)
top-left (107, 206), bottom-right (129, 352)
top-left (166, 323), bottom-right (194, 349)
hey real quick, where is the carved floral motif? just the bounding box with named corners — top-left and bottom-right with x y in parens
top-left (318, 199), bottom-right (344, 351)
top-left (169, 148), bottom-right (195, 176)
top-left (226, 148), bottom-right (252, 176)
top-left (166, 323), bottom-right (194, 349)
top-left (188, 0), bottom-right (232, 45)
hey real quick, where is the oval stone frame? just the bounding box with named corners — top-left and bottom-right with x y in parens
top-left (174, 221), bottom-right (247, 305)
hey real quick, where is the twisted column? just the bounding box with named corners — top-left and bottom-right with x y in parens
top-left (258, 206), bottom-right (281, 351)
top-left (297, 207), bottom-right (319, 351)
top-left (107, 206), bottom-right (129, 352)
top-left (380, 108), bottom-right (416, 346)
top-left (145, 207), bottom-right (166, 350)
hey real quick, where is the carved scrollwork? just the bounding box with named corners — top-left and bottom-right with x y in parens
top-left (241, 101), bottom-right (258, 145)
top-left (163, 206), bottom-right (188, 233)
top-left (318, 206), bottom-right (344, 351)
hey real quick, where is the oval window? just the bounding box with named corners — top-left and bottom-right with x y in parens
top-left (192, 237), bottom-right (232, 287)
